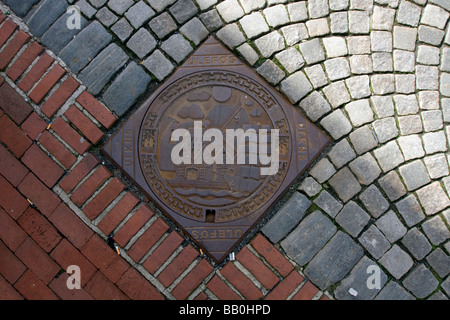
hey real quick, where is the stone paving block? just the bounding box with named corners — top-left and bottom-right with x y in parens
top-left (380, 245), bottom-right (413, 279)
top-left (359, 224), bottom-right (391, 259)
top-left (108, 0), bottom-right (134, 15)
top-left (345, 99), bottom-right (373, 127)
top-left (195, 0), bottom-right (218, 10)
top-left (417, 45), bottom-right (440, 66)
top-left (335, 256), bottom-right (388, 300)
top-left (329, 0), bottom-right (349, 11)
top-left (347, 76), bottom-right (371, 99)
top-left (313, 190), bottom-right (343, 218)
top-left (264, 4), bottom-right (289, 28)
top-left (262, 192), bottom-right (311, 243)
top-left (24, 0), bottom-right (68, 37)
top-left (398, 135), bottom-right (425, 161)
top-left (160, 34), bottom-right (193, 63)
top-left (371, 31), bottom-right (393, 52)
top-left (350, 55), bottom-right (373, 74)
top-left (276, 48), bottom-right (305, 74)
top-left (378, 171), bottom-right (407, 201)
top-left (298, 177), bottom-right (322, 197)
top-left (394, 94), bottom-right (419, 116)
top-left (328, 138), bottom-right (356, 169)
top-left (375, 281), bottom-right (415, 300)
top-left (359, 184), bottom-right (389, 218)
top-left (111, 18), bottom-right (133, 42)
top-left (424, 153), bottom-right (449, 179)
top-left (403, 264), bottom-right (439, 299)
top-left (417, 181), bottom-right (450, 215)
top-left (422, 216), bottom-right (450, 245)
top-left (349, 153), bottom-right (381, 186)
top-left (3, 0), bottom-right (40, 17)
top-left (240, 0), bottom-right (265, 13)
top-left (441, 73), bottom-right (450, 97)
top-left (126, 28), bottom-right (157, 59)
top-left (422, 131), bottom-right (447, 154)
top-left (281, 211), bottom-right (337, 266)
top-left (443, 278), bottom-right (450, 297)
top-left (256, 60), bottom-right (285, 85)
top-left (393, 50), bottom-right (415, 73)
top-left (401, 228), bottom-right (432, 260)
top-left (299, 39), bottom-right (325, 65)
top-left (180, 18), bottom-right (209, 46)
top-left (421, 4), bottom-right (449, 29)
top-left (324, 57), bottom-right (351, 81)
top-left (216, 23), bottom-right (245, 48)
top-left (347, 36), bottom-right (371, 55)
top-left (373, 118), bottom-right (398, 144)
top-left (422, 110), bottom-right (443, 132)
top-left (398, 115), bottom-right (423, 135)
top-left (395, 74), bottom-right (415, 94)
top-left (304, 231), bottom-right (364, 290)
top-left (320, 109), bottom-right (352, 140)
top-left (336, 201), bottom-right (370, 237)
top-left (308, 0), bottom-right (329, 19)
top-left (143, 50), bottom-right (174, 81)
top-left (79, 43), bottom-right (129, 95)
top-left (170, 0), bottom-right (198, 24)
top-left (299, 91), bottom-right (331, 122)
top-left (254, 31), bottom-right (285, 58)
top-left (348, 10), bottom-right (370, 34)
top-left (419, 25), bottom-right (445, 46)
top-left (426, 248), bottom-right (450, 278)
top-left (373, 52), bottom-right (394, 72)
top-left (288, 2), bottom-right (308, 22)
top-left (441, 48), bottom-right (450, 72)
top-left (147, 0), bottom-right (177, 12)
top-left (309, 158), bottom-right (336, 185)
top-left (393, 26), bottom-right (417, 51)
top-left (323, 81), bottom-right (351, 109)
top-left (376, 210), bottom-right (407, 243)
top-left (89, 0), bottom-right (107, 8)
top-left (371, 96), bottom-right (395, 119)
top-left (60, 21), bottom-right (112, 74)
top-left (306, 18), bottom-right (330, 37)
top-left (102, 62), bottom-right (151, 116)
top-left (279, 71), bottom-right (312, 104)
top-left (330, 12), bottom-right (348, 34)
top-left (96, 7), bottom-right (118, 27)
top-left (372, 6), bottom-right (396, 31)
top-left (125, 1), bottom-right (155, 29)
top-left (236, 43), bottom-right (259, 66)
top-left (76, 0), bottom-right (97, 19)
top-left (396, 194), bottom-right (425, 227)
top-left (396, 0), bottom-right (422, 27)
top-left (281, 23), bottom-right (309, 46)
top-left (200, 9), bottom-right (223, 32)
top-left (323, 37), bottom-right (348, 58)
top-left (149, 13), bottom-right (178, 39)
top-left (417, 65), bottom-right (439, 90)
top-left (41, 12), bottom-right (88, 54)
top-left (216, 0), bottom-right (244, 22)
top-left (239, 12), bottom-right (269, 39)
top-left (399, 160), bottom-right (431, 191)
top-left (329, 167), bottom-right (362, 203)
top-left (349, 125), bottom-right (378, 155)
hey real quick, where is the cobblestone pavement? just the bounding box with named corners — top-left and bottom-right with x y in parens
top-left (0, 0), bottom-right (449, 300)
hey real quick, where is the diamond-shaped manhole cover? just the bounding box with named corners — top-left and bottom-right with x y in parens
top-left (103, 37), bottom-right (330, 262)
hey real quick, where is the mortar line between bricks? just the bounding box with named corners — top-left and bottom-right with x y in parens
top-left (26, 60), bottom-right (59, 96)
top-left (110, 202), bottom-right (145, 238)
top-left (91, 190), bottom-right (128, 226)
top-left (65, 164), bottom-right (102, 196)
top-left (203, 287), bottom-right (220, 300)
top-left (46, 128), bottom-right (81, 160)
top-left (80, 176), bottom-right (114, 210)
top-left (233, 260), bottom-right (268, 295)
top-left (0, 27), bottom-right (18, 52)
top-left (124, 214), bottom-right (159, 251)
top-left (165, 257), bottom-right (202, 293)
top-left (186, 267), bottom-right (216, 300)
top-left (4, 38), bottom-right (30, 70)
top-left (215, 270), bottom-right (246, 300)
top-left (153, 245), bottom-right (185, 278)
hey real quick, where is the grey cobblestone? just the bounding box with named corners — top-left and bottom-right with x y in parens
top-left (125, 1), bottom-right (155, 29)
top-left (306, 18), bottom-right (330, 37)
top-left (216, 0), bottom-right (244, 22)
top-left (418, 25), bottom-right (445, 46)
top-left (299, 91), bottom-right (331, 122)
top-left (403, 264), bottom-right (439, 298)
top-left (416, 182), bottom-right (450, 215)
top-left (426, 248), bottom-right (450, 278)
top-left (402, 228), bottom-right (432, 260)
top-left (126, 28), bottom-right (157, 59)
top-left (379, 245), bottom-right (414, 279)
top-left (170, 0), bottom-right (198, 24)
top-left (398, 134), bottom-right (425, 161)
top-left (180, 18), bottom-right (209, 45)
top-left (160, 33), bottom-right (193, 63)
top-left (108, 0), bottom-right (134, 15)
top-left (281, 23), bottom-right (308, 46)
top-left (299, 177), bottom-right (322, 197)
top-left (359, 184), bottom-right (389, 218)
top-left (279, 71), bottom-right (312, 103)
top-left (299, 39), bottom-right (325, 64)
top-left (376, 210), bottom-right (407, 243)
top-left (328, 138), bottom-right (356, 168)
top-left (349, 125), bottom-right (378, 155)
top-left (149, 13), bottom-right (178, 39)
top-left (359, 225), bottom-right (391, 259)
top-left (314, 190), bottom-right (343, 218)
top-left (254, 31), bottom-right (285, 58)
top-left (422, 215), bottom-right (450, 245)
top-left (378, 170), bottom-right (407, 201)
top-left (96, 7), bottom-right (118, 27)
top-left (329, 167), bottom-right (362, 202)
top-left (143, 50), bottom-right (174, 81)
top-left (396, 194), bottom-right (425, 227)
top-left (256, 60), bottom-right (285, 85)
top-left (396, 0), bottom-right (422, 27)
top-left (336, 201), bottom-right (370, 237)
top-left (398, 115), bottom-right (423, 135)
top-left (349, 153), bottom-right (381, 186)
top-left (345, 99), bottom-right (373, 127)
top-left (375, 281), bottom-right (415, 300)
top-left (399, 160), bottom-right (431, 191)
top-left (320, 109), bottom-right (353, 140)
top-left (239, 12), bottom-right (269, 39)
top-left (323, 81), bottom-right (351, 108)
top-left (423, 153), bottom-right (449, 179)
top-left (276, 48), bottom-right (304, 74)
top-left (111, 18), bottom-right (133, 42)
top-left (373, 117), bottom-right (399, 144)
top-left (264, 4), bottom-right (289, 28)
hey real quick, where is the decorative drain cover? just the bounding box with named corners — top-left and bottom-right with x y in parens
top-left (103, 37), bottom-right (330, 262)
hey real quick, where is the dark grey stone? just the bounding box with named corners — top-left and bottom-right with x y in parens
top-left (60, 21), bottom-right (112, 74)
top-left (375, 210), bottom-right (407, 243)
top-left (41, 12), bottom-right (88, 53)
top-left (102, 62), bottom-right (151, 116)
top-left (401, 228), bottom-right (432, 260)
top-left (262, 192), bottom-right (311, 243)
top-left (375, 281), bottom-right (415, 300)
top-left (3, 0), bottom-right (40, 17)
top-left (379, 245), bottom-right (413, 279)
top-left (200, 9), bottom-right (224, 32)
top-left (149, 13), bottom-right (178, 39)
top-left (313, 191), bottom-right (343, 218)
top-left (336, 201), bottom-right (370, 237)
top-left (395, 195), bottom-right (425, 227)
top-left (160, 34), bottom-right (194, 63)
top-left (169, 0), bottom-right (198, 24)
top-left (334, 257), bottom-right (388, 300)
top-left (422, 216), bottom-right (450, 245)
top-left (96, 7), bottom-right (118, 27)
top-left (359, 185), bottom-right (389, 218)
top-left (426, 248), bottom-right (450, 278)
top-left (305, 231), bottom-right (364, 290)
top-left (358, 225), bottom-right (391, 260)
top-left (281, 211), bottom-right (337, 266)
top-left (403, 264), bottom-right (439, 299)
top-left (78, 44), bottom-right (129, 95)
top-left (111, 18), bottom-right (133, 42)
top-left (25, 0), bottom-right (68, 37)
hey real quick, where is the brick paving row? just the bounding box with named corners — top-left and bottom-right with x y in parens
top-left (0, 0), bottom-right (449, 300)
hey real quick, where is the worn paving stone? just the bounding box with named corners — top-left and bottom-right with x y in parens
top-left (281, 23), bottom-right (309, 46)
top-left (346, 75), bottom-right (371, 99)
top-left (200, 9), bottom-right (223, 32)
top-left (264, 4), bottom-right (289, 28)
top-left (373, 118), bottom-right (398, 144)
top-left (160, 34), bottom-right (193, 63)
top-left (345, 99), bottom-right (373, 127)
top-left (313, 190), bottom-right (343, 218)
top-left (79, 43), bottom-right (129, 95)
top-left (398, 135), bottom-right (425, 161)
top-left (375, 281), bottom-right (415, 300)
top-left (281, 211), bottom-right (337, 266)
top-left (320, 109), bottom-right (352, 140)
top-left (398, 160), bottom-right (431, 191)
top-left (102, 62), bottom-right (151, 116)
top-left (254, 31), bottom-right (285, 58)
top-left (372, 6), bottom-right (395, 31)
top-left (376, 210), bottom-right (407, 243)
top-left (330, 12), bottom-right (348, 34)
top-left (76, 0), bottom-right (97, 19)
top-left (424, 153), bottom-right (449, 179)
top-left (334, 256), bottom-right (388, 300)
top-left (349, 125), bottom-right (378, 155)
top-left (275, 48), bottom-right (305, 74)
top-left (306, 18), bottom-right (330, 37)
top-left (327, 138), bottom-right (356, 169)
top-left (288, 2), bottom-right (308, 22)
top-left (125, 1), bottom-right (155, 29)
top-left (323, 81), bottom-right (351, 109)
top-left (379, 245), bottom-right (414, 280)
top-left (60, 21), bottom-right (112, 74)
top-left (308, 0), bottom-right (329, 19)
top-left (111, 18), bottom-right (133, 42)
top-left (309, 158), bottom-right (336, 184)
top-left (396, 0), bottom-right (422, 27)
top-left (216, 0), bottom-right (244, 22)
top-left (279, 71), bottom-right (312, 104)
top-left (324, 57), bottom-right (351, 81)
top-left (108, 0), bottom-right (134, 15)
top-left (398, 115), bottom-right (423, 135)
top-left (149, 13), bottom-right (178, 39)
top-left (299, 91), bottom-right (332, 122)
top-left (216, 23), bottom-right (245, 48)
top-left (170, 0), bottom-right (198, 24)
top-left (236, 43), bottom-right (259, 65)
top-left (299, 39), bottom-right (325, 65)
top-left (24, 0), bottom-right (68, 37)
top-left (421, 4), bottom-right (449, 29)
top-left (299, 177), bottom-right (322, 197)
top-left (371, 96), bottom-right (394, 118)
top-left (349, 153), bottom-right (381, 186)
top-left (304, 65), bottom-right (328, 89)
top-left (416, 182), bottom-right (450, 215)
top-left (393, 26), bottom-right (417, 51)
top-left (96, 7), bottom-right (118, 27)
top-left (147, 0), bottom-right (177, 12)
top-left (426, 248), bottom-right (450, 278)
top-left (336, 201), bottom-right (370, 237)
top-left (359, 184), bottom-right (389, 218)
top-left (422, 131), bottom-right (447, 154)
top-left (126, 28), bottom-right (157, 59)
top-left (371, 31), bottom-right (393, 53)
top-left (239, 12), bottom-right (269, 39)
top-left (403, 264), bottom-right (439, 299)
top-left (143, 50), bottom-right (174, 81)
top-left (396, 195), bottom-right (426, 227)
top-left (180, 18), bottom-right (209, 46)
top-left (401, 228), bottom-right (432, 260)
top-left (261, 192), bottom-right (311, 243)
top-left (304, 231), bottom-right (364, 290)
top-left (3, 0), bottom-right (40, 17)
top-left (418, 25), bottom-right (445, 46)
top-left (378, 171), bottom-right (407, 202)
top-left (256, 60), bottom-right (285, 85)
top-left (350, 55), bottom-right (373, 74)
top-left (329, 167), bottom-right (362, 203)
top-left (422, 216), bottom-right (450, 245)
top-left (359, 224), bottom-right (391, 260)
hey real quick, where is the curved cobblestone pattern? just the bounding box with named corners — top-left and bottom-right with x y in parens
top-left (0, 0), bottom-right (449, 300)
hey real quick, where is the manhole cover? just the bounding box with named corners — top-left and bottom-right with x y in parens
top-left (103, 37), bottom-right (330, 262)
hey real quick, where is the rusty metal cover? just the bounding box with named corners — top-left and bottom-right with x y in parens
top-left (102, 37), bottom-right (330, 262)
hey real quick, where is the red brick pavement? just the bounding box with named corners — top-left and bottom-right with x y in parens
top-left (0, 14), bottom-right (329, 300)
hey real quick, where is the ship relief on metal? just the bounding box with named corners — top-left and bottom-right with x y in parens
top-left (103, 37), bottom-right (330, 262)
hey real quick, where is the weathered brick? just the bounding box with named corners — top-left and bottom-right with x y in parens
top-left (48, 273), bottom-right (93, 300)
top-left (0, 144), bottom-right (29, 187)
top-left (0, 242), bottom-right (26, 284)
top-left (59, 153), bottom-right (99, 193)
top-left (171, 260), bottom-right (213, 300)
top-left (265, 270), bottom-right (304, 300)
top-left (143, 231), bottom-right (183, 273)
top-left (292, 281), bottom-right (319, 300)
top-left (64, 105), bottom-right (103, 144)
top-left (127, 218), bottom-right (169, 262)
top-left (51, 117), bottom-right (91, 155)
top-left (97, 192), bottom-right (139, 236)
top-left (0, 174), bottom-right (29, 219)
top-left (220, 262), bottom-right (262, 300)
top-left (29, 65), bottom-right (66, 104)
top-left (0, 19), bottom-right (18, 47)
top-left (0, 115), bottom-right (32, 158)
top-left (70, 165), bottom-right (111, 206)
top-left (207, 275), bottom-right (241, 300)
top-left (49, 202), bottom-right (93, 250)
top-left (0, 207), bottom-right (27, 251)
top-left (21, 144), bottom-right (64, 188)
top-left (0, 275), bottom-right (23, 300)
top-left (83, 178), bottom-right (125, 220)
top-left (251, 234), bottom-right (293, 277)
top-left (81, 234), bottom-right (117, 271)
top-left (38, 131), bottom-right (76, 169)
top-left (76, 91), bottom-right (117, 129)
top-left (7, 42), bottom-right (43, 81)
top-left (237, 247), bottom-right (279, 290)
top-left (0, 30), bottom-right (30, 70)
top-left (84, 271), bottom-right (128, 300)
top-left (0, 82), bottom-right (33, 124)
top-left (113, 205), bottom-right (154, 247)
top-left (41, 77), bottom-right (79, 117)
top-left (116, 268), bottom-right (164, 300)
top-left (18, 53), bottom-right (54, 93)
top-left (14, 270), bottom-right (58, 300)
top-left (157, 245), bottom-right (199, 287)
top-left (21, 112), bottom-right (48, 140)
